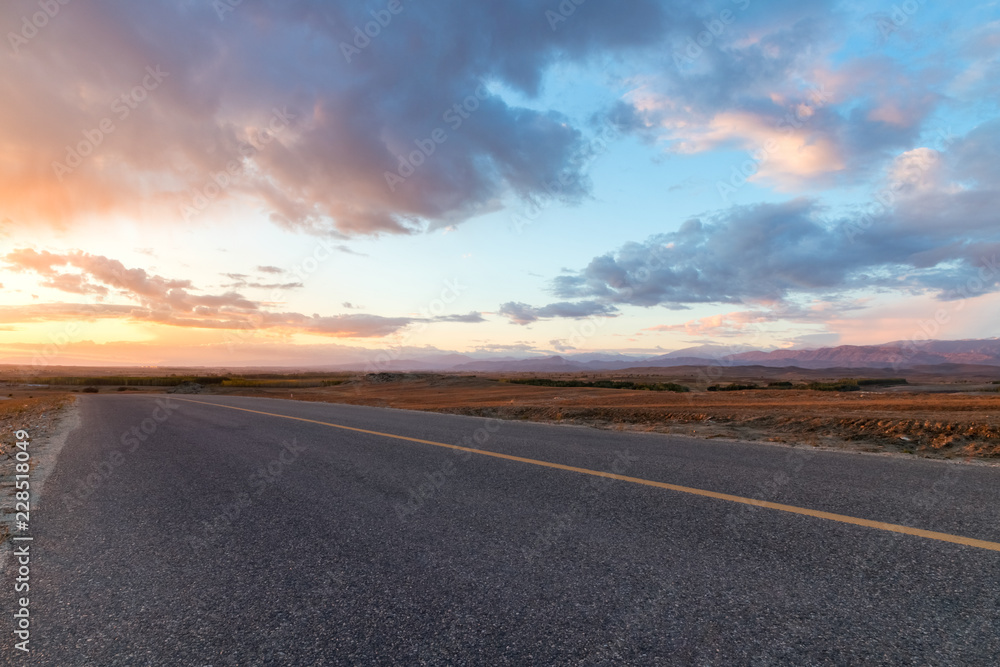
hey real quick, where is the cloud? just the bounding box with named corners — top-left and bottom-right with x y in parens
top-left (256, 266), bottom-right (284, 274)
top-left (246, 282), bottom-right (303, 291)
top-left (0, 303), bottom-right (139, 324)
top-left (646, 312), bottom-right (776, 337)
top-left (553, 177), bottom-right (999, 311)
top-left (644, 301), bottom-right (862, 337)
top-left (1, 249), bottom-right (481, 338)
top-left (265, 313), bottom-right (417, 339)
top-left (38, 272), bottom-right (110, 296)
top-left (514, 121), bottom-right (1000, 322)
top-left (472, 342), bottom-right (540, 353)
top-left (886, 120), bottom-right (1000, 248)
top-left (219, 273), bottom-right (301, 290)
top-left (499, 300), bottom-right (618, 325)
top-left (434, 312), bottom-right (487, 323)
top-left (0, 0), bottom-right (673, 236)
top-left (608, 3), bottom-right (949, 190)
top-left (551, 199), bottom-right (866, 307)
top-left (787, 332), bottom-right (841, 349)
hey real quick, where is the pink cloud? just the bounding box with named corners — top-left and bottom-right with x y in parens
top-left (1, 249), bottom-right (482, 338)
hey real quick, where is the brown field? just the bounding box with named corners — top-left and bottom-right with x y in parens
top-left (196, 372), bottom-right (1000, 460)
top-left (2, 366), bottom-right (999, 460)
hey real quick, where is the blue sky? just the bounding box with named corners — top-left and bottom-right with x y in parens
top-left (0, 0), bottom-right (998, 366)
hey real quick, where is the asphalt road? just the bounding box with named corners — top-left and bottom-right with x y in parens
top-left (3, 394), bottom-right (999, 665)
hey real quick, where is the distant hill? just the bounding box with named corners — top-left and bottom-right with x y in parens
top-left (452, 355), bottom-right (594, 372)
top-left (436, 339), bottom-right (1000, 372)
top-left (723, 339), bottom-right (1000, 369)
top-left (207, 338), bottom-right (1000, 373)
top-left (3, 339), bottom-right (998, 376)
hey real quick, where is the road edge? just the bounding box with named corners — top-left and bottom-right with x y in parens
top-left (0, 397), bottom-right (81, 574)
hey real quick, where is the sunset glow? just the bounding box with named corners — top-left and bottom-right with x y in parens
top-left (2, 0), bottom-right (998, 367)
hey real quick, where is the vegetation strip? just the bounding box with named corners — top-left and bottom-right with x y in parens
top-left (708, 378), bottom-right (909, 392)
top-left (502, 378), bottom-right (690, 392)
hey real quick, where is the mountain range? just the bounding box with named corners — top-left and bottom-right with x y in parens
top-left (332, 339), bottom-right (1000, 372)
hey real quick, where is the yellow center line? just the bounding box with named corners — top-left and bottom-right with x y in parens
top-left (171, 397), bottom-right (1000, 553)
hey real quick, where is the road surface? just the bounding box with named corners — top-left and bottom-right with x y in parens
top-left (3, 394), bottom-right (999, 665)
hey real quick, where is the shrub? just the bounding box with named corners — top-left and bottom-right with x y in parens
top-left (221, 379), bottom-right (335, 388)
top-left (506, 378), bottom-right (689, 392)
top-left (707, 383), bottom-right (758, 392)
top-left (857, 378), bottom-right (908, 386)
top-left (645, 382), bottom-right (691, 393)
top-left (807, 378), bottom-right (908, 391)
top-left (807, 379), bottom-right (860, 392)
top-left (34, 375), bottom-right (229, 387)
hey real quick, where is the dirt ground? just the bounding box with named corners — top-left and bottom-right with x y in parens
top-left (195, 374), bottom-right (1000, 460)
top-left (0, 392), bottom-right (73, 460)
top-left (0, 392), bottom-right (76, 545)
top-left (4, 371), bottom-right (998, 460)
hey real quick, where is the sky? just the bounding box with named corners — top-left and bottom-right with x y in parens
top-left (1, 0), bottom-right (998, 368)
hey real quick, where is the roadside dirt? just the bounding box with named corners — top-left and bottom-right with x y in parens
top-left (0, 393), bottom-right (77, 547)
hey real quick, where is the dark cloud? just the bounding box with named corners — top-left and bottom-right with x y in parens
top-left (220, 275), bottom-right (301, 290)
top-left (549, 199), bottom-right (997, 310)
top-left (434, 312), bottom-right (487, 323)
top-left (499, 300), bottom-right (618, 325)
top-left (0, 0), bottom-right (673, 235)
top-left (1, 0), bottom-right (966, 237)
top-left (551, 199), bottom-right (869, 307)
